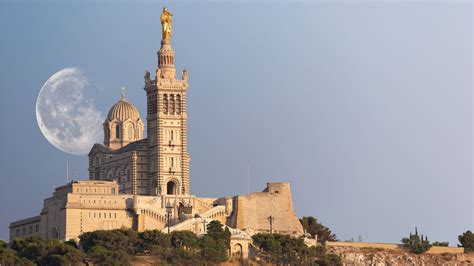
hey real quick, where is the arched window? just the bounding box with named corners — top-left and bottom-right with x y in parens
top-left (176, 95), bottom-right (181, 114)
top-left (115, 125), bottom-right (120, 138)
top-left (128, 125), bottom-right (133, 140)
top-left (170, 94), bottom-right (175, 114)
top-left (163, 94), bottom-right (168, 114)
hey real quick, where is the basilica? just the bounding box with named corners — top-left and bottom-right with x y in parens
top-left (9, 8), bottom-right (303, 257)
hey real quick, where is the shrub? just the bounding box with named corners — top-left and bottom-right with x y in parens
top-left (401, 227), bottom-right (431, 254)
top-left (199, 235), bottom-right (228, 263)
top-left (432, 241), bottom-right (449, 247)
top-left (458, 230), bottom-right (474, 252)
top-left (79, 228), bottom-right (138, 254)
top-left (300, 216), bottom-right (337, 243)
top-left (252, 233), bottom-right (341, 265)
top-left (9, 236), bottom-right (82, 265)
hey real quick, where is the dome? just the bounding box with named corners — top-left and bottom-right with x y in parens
top-left (106, 98), bottom-right (141, 122)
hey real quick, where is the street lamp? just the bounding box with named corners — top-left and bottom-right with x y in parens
top-left (166, 202), bottom-right (173, 234)
top-left (267, 215), bottom-right (275, 234)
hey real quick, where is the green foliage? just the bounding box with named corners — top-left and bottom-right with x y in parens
top-left (252, 233), bottom-right (341, 265)
top-left (458, 230), bottom-right (474, 252)
top-left (199, 235), bottom-right (228, 263)
top-left (401, 227), bottom-right (432, 254)
top-left (79, 228), bottom-right (138, 254)
top-left (87, 246), bottom-right (130, 266)
top-left (79, 227), bottom-right (228, 264)
top-left (137, 230), bottom-right (171, 253)
top-left (200, 220), bottom-right (230, 262)
top-left (300, 216), bottom-right (337, 243)
top-left (171, 230), bottom-right (199, 250)
top-left (0, 240), bottom-right (34, 266)
top-left (8, 236), bottom-right (82, 265)
top-left (432, 241), bottom-right (449, 247)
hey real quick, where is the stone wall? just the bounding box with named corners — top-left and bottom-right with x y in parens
top-left (226, 183), bottom-right (303, 235)
top-left (326, 241), bottom-right (464, 254)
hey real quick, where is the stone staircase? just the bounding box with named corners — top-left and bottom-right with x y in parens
top-left (168, 205), bottom-right (227, 233)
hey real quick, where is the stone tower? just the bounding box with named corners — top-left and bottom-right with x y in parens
top-left (144, 8), bottom-right (190, 196)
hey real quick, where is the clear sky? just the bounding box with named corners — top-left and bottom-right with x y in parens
top-left (0, 1), bottom-right (471, 245)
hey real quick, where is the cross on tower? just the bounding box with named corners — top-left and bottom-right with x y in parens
top-left (121, 86), bottom-right (126, 100)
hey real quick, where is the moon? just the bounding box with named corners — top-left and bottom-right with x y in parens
top-left (36, 68), bottom-right (103, 155)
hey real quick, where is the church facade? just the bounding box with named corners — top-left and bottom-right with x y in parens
top-left (9, 8), bottom-right (303, 248)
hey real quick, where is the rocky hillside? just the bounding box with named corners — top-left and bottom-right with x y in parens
top-left (328, 246), bottom-right (472, 265)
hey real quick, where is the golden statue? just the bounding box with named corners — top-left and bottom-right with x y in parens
top-left (160, 7), bottom-right (173, 42)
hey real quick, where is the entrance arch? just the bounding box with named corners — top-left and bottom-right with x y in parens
top-left (233, 243), bottom-right (243, 258)
top-left (167, 181), bottom-right (177, 195)
top-left (50, 227), bottom-right (59, 239)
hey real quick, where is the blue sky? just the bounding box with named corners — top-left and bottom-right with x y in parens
top-left (0, 1), bottom-right (472, 244)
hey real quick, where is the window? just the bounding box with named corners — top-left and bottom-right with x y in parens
top-left (115, 125), bottom-right (120, 138)
top-left (163, 94), bottom-right (168, 114)
top-left (170, 94), bottom-right (175, 114)
top-left (176, 94), bottom-right (181, 114)
top-left (128, 125), bottom-right (133, 140)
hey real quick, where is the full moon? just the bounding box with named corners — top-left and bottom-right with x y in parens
top-left (36, 68), bottom-right (103, 155)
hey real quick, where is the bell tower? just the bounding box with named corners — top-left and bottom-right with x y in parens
top-left (144, 7), bottom-right (190, 196)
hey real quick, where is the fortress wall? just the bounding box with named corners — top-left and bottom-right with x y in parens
top-left (228, 183), bottom-right (303, 235)
top-left (326, 241), bottom-right (465, 254)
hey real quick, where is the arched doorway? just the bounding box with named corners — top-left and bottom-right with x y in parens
top-left (233, 243), bottom-right (243, 258)
top-left (50, 227), bottom-right (59, 239)
top-left (167, 181), bottom-right (177, 195)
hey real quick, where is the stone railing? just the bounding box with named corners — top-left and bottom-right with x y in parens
top-left (199, 205), bottom-right (226, 220)
top-left (140, 208), bottom-right (167, 224)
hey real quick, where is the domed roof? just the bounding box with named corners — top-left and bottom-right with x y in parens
top-left (106, 97), bottom-right (141, 122)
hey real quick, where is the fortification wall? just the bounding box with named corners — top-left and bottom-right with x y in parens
top-left (227, 183), bottom-right (303, 235)
top-left (326, 241), bottom-right (464, 254)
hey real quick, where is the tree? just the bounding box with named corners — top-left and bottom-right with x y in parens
top-left (432, 241), bottom-right (449, 247)
top-left (401, 227), bottom-right (431, 254)
top-left (206, 220), bottom-right (231, 248)
top-left (252, 233), bottom-right (341, 265)
top-left (79, 228), bottom-right (138, 255)
top-left (458, 230), bottom-right (474, 252)
top-left (299, 216), bottom-right (337, 243)
top-left (137, 230), bottom-right (171, 253)
top-left (171, 230), bottom-right (199, 251)
top-left (0, 239), bottom-right (34, 266)
top-left (9, 236), bottom-right (82, 265)
top-left (199, 235), bottom-right (228, 263)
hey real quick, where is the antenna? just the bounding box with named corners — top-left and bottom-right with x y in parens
top-left (66, 160), bottom-right (69, 183)
top-left (247, 163), bottom-right (250, 194)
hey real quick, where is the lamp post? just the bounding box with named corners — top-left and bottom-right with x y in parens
top-left (166, 202), bottom-right (173, 234)
top-left (202, 219), bottom-right (207, 234)
top-left (267, 215), bottom-right (275, 234)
